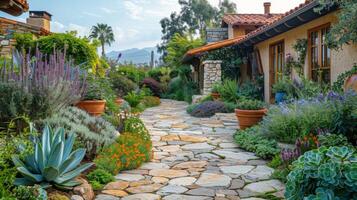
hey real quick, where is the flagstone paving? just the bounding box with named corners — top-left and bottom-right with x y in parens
top-left (97, 100), bottom-right (285, 200)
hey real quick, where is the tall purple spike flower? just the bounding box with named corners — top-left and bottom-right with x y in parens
top-left (0, 48), bottom-right (87, 115)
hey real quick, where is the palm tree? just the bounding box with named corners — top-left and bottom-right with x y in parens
top-left (89, 23), bottom-right (115, 57)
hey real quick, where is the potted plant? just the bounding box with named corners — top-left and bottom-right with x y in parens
top-left (211, 83), bottom-right (221, 100)
top-left (272, 77), bottom-right (292, 104)
top-left (235, 99), bottom-right (267, 130)
top-left (76, 78), bottom-right (106, 116)
top-left (115, 97), bottom-right (125, 106)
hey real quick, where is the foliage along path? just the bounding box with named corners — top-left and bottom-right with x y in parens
top-left (96, 100), bottom-right (285, 200)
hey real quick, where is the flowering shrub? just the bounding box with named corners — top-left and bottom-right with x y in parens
top-left (124, 116), bottom-right (150, 141)
top-left (141, 78), bottom-right (162, 97)
top-left (189, 101), bottom-right (228, 118)
top-left (94, 133), bottom-right (152, 174)
top-left (285, 146), bottom-right (357, 200)
top-left (281, 134), bottom-right (319, 164)
top-left (141, 96), bottom-right (161, 108)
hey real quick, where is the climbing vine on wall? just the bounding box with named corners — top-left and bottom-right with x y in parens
top-left (203, 46), bottom-right (243, 80)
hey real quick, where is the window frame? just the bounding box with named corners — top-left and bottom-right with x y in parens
top-left (307, 23), bottom-right (331, 84)
top-left (269, 39), bottom-right (285, 102)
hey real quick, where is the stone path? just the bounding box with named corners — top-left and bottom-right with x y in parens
top-left (96, 100), bottom-right (285, 200)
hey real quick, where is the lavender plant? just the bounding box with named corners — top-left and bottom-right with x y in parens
top-left (0, 49), bottom-right (86, 118)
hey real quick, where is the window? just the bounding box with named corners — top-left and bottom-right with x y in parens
top-left (308, 24), bottom-right (331, 84)
top-left (270, 41), bottom-right (285, 83)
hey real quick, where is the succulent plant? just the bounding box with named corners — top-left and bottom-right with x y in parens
top-left (285, 146), bottom-right (357, 200)
top-left (12, 124), bottom-right (93, 188)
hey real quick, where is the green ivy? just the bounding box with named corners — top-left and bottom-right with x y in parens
top-left (332, 65), bottom-right (357, 92)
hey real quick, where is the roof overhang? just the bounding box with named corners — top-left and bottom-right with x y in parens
top-left (0, 0), bottom-right (29, 16)
top-left (237, 1), bottom-right (338, 47)
top-left (182, 36), bottom-right (244, 63)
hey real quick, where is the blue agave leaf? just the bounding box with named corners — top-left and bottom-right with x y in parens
top-left (60, 148), bottom-right (86, 174)
top-left (63, 133), bottom-right (75, 161)
top-left (55, 163), bottom-right (93, 184)
top-left (36, 143), bottom-right (45, 174)
top-left (12, 155), bottom-right (26, 168)
top-left (24, 154), bottom-right (40, 174)
top-left (17, 166), bottom-right (43, 183)
top-left (41, 126), bottom-right (51, 165)
top-left (57, 180), bottom-right (81, 187)
top-left (13, 178), bottom-right (35, 186)
top-left (43, 166), bottom-right (59, 182)
top-left (52, 128), bottom-right (64, 148)
top-left (48, 142), bottom-right (64, 168)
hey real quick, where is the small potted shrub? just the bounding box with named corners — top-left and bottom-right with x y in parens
top-left (211, 83), bottom-right (221, 100)
top-left (76, 78), bottom-right (106, 116)
top-left (235, 99), bottom-right (267, 130)
top-left (115, 97), bottom-right (125, 106)
top-left (272, 78), bottom-right (292, 103)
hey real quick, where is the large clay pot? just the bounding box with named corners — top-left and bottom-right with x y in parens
top-left (76, 100), bottom-right (106, 116)
top-left (235, 108), bottom-right (268, 130)
top-left (211, 92), bottom-right (221, 101)
top-left (115, 97), bottom-right (125, 106)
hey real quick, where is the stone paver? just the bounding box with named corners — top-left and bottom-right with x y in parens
top-left (99, 100), bottom-right (285, 199)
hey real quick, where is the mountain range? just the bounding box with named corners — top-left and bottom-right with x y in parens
top-left (106, 47), bottom-right (161, 65)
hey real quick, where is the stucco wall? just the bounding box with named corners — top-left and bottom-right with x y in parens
top-left (255, 11), bottom-right (357, 103)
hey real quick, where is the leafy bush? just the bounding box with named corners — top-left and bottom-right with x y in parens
top-left (117, 65), bottom-right (146, 83)
top-left (285, 146), bottom-right (357, 200)
top-left (272, 77), bottom-right (293, 94)
top-left (147, 68), bottom-right (163, 82)
top-left (166, 76), bottom-right (198, 103)
top-left (217, 79), bottom-right (240, 103)
top-left (12, 125), bottom-right (93, 188)
top-left (141, 78), bottom-right (162, 97)
top-left (124, 91), bottom-right (143, 108)
top-left (238, 80), bottom-right (264, 100)
top-left (1, 49), bottom-right (86, 121)
top-left (13, 185), bottom-right (47, 200)
top-left (236, 99), bottom-right (266, 110)
top-left (189, 101), bottom-right (228, 118)
top-left (223, 102), bottom-right (237, 113)
top-left (141, 96), bottom-right (161, 108)
top-left (44, 107), bottom-right (118, 159)
top-left (291, 78), bottom-right (329, 99)
top-left (109, 73), bottom-right (138, 97)
top-left (234, 127), bottom-right (280, 159)
top-left (94, 133), bottom-right (152, 175)
top-left (123, 116), bottom-right (150, 141)
top-left (87, 169), bottom-right (114, 190)
top-left (261, 99), bottom-right (334, 143)
top-left (318, 133), bottom-right (350, 147)
top-left (186, 104), bottom-right (199, 114)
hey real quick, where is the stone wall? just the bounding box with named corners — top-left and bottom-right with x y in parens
top-left (202, 60), bottom-right (222, 95)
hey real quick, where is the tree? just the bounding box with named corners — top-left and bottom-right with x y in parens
top-left (165, 33), bottom-right (203, 68)
top-left (316, 0), bottom-right (357, 49)
top-left (214, 0), bottom-right (237, 26)
top-left (89, 23), bottom-right (115, 57)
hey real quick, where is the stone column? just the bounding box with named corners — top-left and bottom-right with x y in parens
top-left (202, 60), bottom-right (222, 95)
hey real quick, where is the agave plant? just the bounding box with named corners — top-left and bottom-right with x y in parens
top-left (12, 124), bottom-right (93, 188)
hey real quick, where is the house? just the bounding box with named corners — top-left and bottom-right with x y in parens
top-left (0, 0), bottom-right (29, 16)
top-left (184, 0), bottom-right (357, 103)
top-left (0, 11), bottom-right (52, 56)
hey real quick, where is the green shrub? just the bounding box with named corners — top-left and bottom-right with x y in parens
top-left (124, 91), bottom-right (143, 108)
top-left (217, 79), bottom-right (240, 103)
top-left (223, 102), bottom-right (237, 112)
top-left (147, 68), bottom-right (163, 82)
top-left (236, 99), bottom-right (266, 110)
top-left (318, 133), bottom-right (350, 147)
top-left (237, 80), bottom-right (264, 101)
top-left (186, 104), bottom-right (199, 114)
top-left (199, 95), bottom-right (214, 103)
top-left (285, 146), bottom-right (357, 200)
top-left (234, 127), bottom-right (280, 159)
top-left (261, 99), bottom-right (334, 143)
top-left (13, 185), bottom-right (47, 200)
top-left (141, 96), bottom-right (161, 108)
top-left (272, 77), bottom-right (293, 94)
top-left (87, 169), bottom-right (114, 190)
top-left (109, 73), bottom-right (138, 97)
top-left (124, 116), bottom-right (150, 141)
top-left (94, 133), bottom-right (152, 175)
top-left (189, 101), bottom-right (228, 118)
top-left (166, 75), bottom-right (198, 103)
top-left (271, 168), bottom-right (290, 183)
top-left (44, 107), bottom-right (118, 159)
top-left (117, 65), bottom-right (146, 83)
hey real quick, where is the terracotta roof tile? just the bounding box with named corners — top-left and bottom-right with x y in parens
top-left (222, 13), bottom-right (284, 26)
top-left (239, 0), bottom-right (315, 43)
top-left (0, 17), bottom-right (50, 35)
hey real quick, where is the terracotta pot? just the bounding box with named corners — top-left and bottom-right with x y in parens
top-left (235, 108), bottom-right (268, 130)
top-left (76, 100), bottom-right (106, 116)
top-left (115, 97), bottom-right (125, 106)
top-left (211, 92), bottom-right (220, 100)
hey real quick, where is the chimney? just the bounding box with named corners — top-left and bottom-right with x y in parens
top-left (26, 11), bottom-right (52, 32)
top-left (264, 2), bottom-right (271, 15)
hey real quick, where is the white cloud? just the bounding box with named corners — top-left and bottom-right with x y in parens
top-left (101, 7), bottom-right (116, 14)
top-left (123, 1), bottom-right (144, 20)
top-left (67, 23), bottom-right (91, 37)
top-left (82, 11), bottom-right (102, 18)
top-left (51, 21), bottom-right (65, 32)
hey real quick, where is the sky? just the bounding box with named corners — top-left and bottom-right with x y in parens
top-left (0, 0), bottom-right (305, 52)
